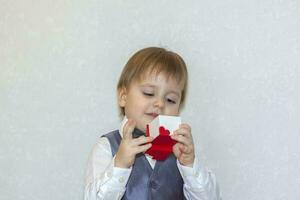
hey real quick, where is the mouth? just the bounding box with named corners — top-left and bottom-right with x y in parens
top-left (146, 112), bottom-right (159, 118)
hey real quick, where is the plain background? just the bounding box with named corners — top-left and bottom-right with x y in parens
top-left (1, 1), bottom-right (299, 199)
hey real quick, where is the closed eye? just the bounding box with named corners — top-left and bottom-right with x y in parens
top-left (143, 92), bottom-right (154, 97)
top-left (167, 98), bottom-right (176, 104)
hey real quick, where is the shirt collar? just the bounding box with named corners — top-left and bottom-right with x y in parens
top-left (119, 116), bottom-right (128, 139)
top-left (118, 116), bottom-right (145, 138)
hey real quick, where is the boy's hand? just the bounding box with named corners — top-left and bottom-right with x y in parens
top-left (115, 119), bottom-right (153, 168)
top-left (171, 123), bottom-right (195, 167)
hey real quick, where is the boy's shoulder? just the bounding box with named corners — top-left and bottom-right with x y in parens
top-left (101, 129), bottom-right (120, 138)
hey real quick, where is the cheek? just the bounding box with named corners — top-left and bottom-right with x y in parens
top-left (165, 105), bottom-right (180, 115)
top-left (128, 96), bottom-right (149, 111)
top-left (136, 95), bottom-right (152, 106)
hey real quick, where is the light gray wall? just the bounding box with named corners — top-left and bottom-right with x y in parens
top-left (1, 1), bottom-right (299, 199)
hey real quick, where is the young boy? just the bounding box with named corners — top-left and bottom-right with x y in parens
top-left (84, 47), bottom-right (221, 200)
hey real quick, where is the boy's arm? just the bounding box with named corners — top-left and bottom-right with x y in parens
top-left (177, 157), bottom-right (222, 200)
top-left (84, 137), bottom-right (132, 200)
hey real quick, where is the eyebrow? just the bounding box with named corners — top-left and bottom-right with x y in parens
top-left (140, 84), bottom-right (181, 97)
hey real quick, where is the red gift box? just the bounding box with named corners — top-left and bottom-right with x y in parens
top-left (145, 115), bottom-right (181, 161)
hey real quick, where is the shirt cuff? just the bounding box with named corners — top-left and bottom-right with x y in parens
top-left (92, 156), bottom-right (132, 199)
top-left (107, 156), bottom-right (132, 188)
top-left (177, 157), bottom-right (209, 188)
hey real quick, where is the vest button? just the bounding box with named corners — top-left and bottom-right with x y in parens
top-left (149, 181), bottom-right (158, 189)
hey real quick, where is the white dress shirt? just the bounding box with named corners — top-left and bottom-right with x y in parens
top-left (84, 118), bottom-right (221, 200)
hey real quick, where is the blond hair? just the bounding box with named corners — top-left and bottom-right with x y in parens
top-left (117, 47), bottom-right (188, 116)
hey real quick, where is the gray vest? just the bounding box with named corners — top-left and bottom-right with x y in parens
top-left (103, 130), bottom-right (186, 200)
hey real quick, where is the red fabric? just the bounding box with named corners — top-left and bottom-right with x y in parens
top-left (145, 126), bottom-right (177, 161)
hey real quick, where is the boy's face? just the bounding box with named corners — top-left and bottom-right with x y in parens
top-left (118, 72), bottom-right (183, 132)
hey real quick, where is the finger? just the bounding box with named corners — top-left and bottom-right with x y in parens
top-left (134, 143), bottom-right (152, 154)
top-left (172, 143), bottom-right (182, 157)
top-left (174, 143), bottom-right (190, 155)
top-left (133, 136), bottom-right (154, 145)
top-left (123, 119), bottom-right (136, 140)
top-left (174, 126), bottom-right (193, 140)
top-left (171, 134), bottom-right (191, 146)
top-left (174, 129), bottom-right (191, 138)
top-left (177, 124), bottom-right (191, 134)
top-left (179, 123), bottom-right (191, 132)
top-left (179, 143), bottom-right (188, 153)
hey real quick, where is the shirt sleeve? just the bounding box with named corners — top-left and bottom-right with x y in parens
top-left (84, 137), bottom-right (132, 200)
top-left (177, 158), bottom-right (222, 200)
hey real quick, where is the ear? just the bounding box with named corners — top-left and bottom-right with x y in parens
top-left (118, 86), bottom-right (127, 107)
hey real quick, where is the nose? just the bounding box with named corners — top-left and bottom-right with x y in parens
top-left (154, 97), bottom-right (165, 109)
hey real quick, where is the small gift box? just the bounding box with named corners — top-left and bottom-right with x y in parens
top-left (145, 115), bottom-right (181, 161)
